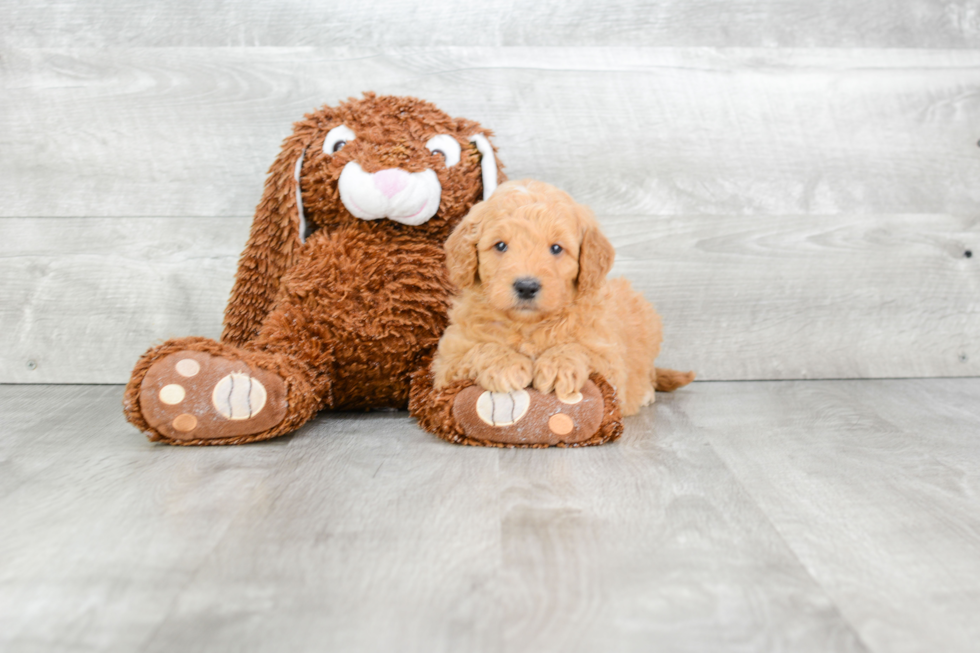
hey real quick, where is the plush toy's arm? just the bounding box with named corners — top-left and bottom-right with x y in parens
top-left (221, 121), bottom-right (318, 347)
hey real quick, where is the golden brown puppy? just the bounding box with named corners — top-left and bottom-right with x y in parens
top-left (433, 179), bottom-right (692, 416)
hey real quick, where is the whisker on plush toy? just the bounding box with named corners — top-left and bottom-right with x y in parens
top-left (409, 179), bottom-right (694, 447)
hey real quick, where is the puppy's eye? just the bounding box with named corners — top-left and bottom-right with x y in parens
top-left (425, 134), bottom-right (462, 167)
top-left (323, 125), bottom-right (356, 156)
top-left (494, 241), bottom-right (508, 253)
top-left (550, 244), bottom-right (563, 255)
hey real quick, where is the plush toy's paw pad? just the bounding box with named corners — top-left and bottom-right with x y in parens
top-left (453, 381), bottom-right (603, 446)
top-left (474, 389), bottom-right (531, 426)
top-left (139, 351), bottom-right (287, 441)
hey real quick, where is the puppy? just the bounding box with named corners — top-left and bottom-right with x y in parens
top-left (433, 179), bottom-right (692, 416)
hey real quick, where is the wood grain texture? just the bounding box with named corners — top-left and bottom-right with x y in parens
top-left (689, 378), bottom-right (980, 653)
top-left (2, 47), bottom-right (979, 218)
top-left (2, 214), bottom-right (976, 383)
top-left (0, 217), bottom-right (240, 383)
top-left (0, 382), bottom-right (877, 653)
top-left (4, 0), bottom-right (980, 48)
top-left (486, 408), bottom-right (865, 653)
top-left (612, 212), bottom-right (980, 380)
top-left (0, 385), bottom-right (294, 652)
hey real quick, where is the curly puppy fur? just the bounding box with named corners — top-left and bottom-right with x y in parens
top-left (433, 179), bottom-right (693, 416)
top-left (124, 93), bottom-right (505, 444)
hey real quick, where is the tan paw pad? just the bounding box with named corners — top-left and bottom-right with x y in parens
top-left (172, 414), bottom-right (198, 432)
top-left (475, 389), bottom-right (530, 426)
top-left (548, 413), bottom-right (574, 435)
top-left (175, 358), bottom-right (201, 377)
top-left (211, 373), bottom-right (267, 420)
top-left (159, 384), bottom-right (185, 405)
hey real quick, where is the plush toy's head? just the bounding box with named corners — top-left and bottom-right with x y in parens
top-left (297, 93), bottom-right (503, 242)
top-left (223, 93), bottom-right (505, 346)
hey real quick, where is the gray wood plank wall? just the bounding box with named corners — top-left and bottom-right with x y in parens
top-left (2, 2), bottom-right (979, 383)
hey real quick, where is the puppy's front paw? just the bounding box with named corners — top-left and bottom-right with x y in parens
top-left (476, 354), bottom-right (533, 394)
top-left (534, 353), bottom-right (590, 402)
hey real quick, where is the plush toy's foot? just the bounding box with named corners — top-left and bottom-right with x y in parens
top-left (410, 364), bottom-right (623, 448)
top-left (122, 337), bottom-right (312, 445)
top-left (453, 382), bottom-right (605, 446)
top-left (137, 349), bottom-right (288, 443)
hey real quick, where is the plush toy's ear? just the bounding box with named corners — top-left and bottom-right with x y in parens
top-left (468, 133), bottom-right (499, 201)
top-left (576, 218), bottom-right (615, 299)
top-left (444, 202), bottom-right (489, 291)
top-left (221, 123), bottom-right (318, 346)
top-left (443, 132), bottom-right (501, 291)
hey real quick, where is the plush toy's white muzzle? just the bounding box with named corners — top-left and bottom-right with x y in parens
top-left (293, 132), bottom-right (498, 243)
top-left (338, 163), bottom-right (442, 226)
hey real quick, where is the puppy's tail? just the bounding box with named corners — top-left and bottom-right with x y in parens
top-left (654, 368), bottom-right (696, 392)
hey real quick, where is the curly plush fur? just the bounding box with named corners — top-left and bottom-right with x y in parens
top-left (123, 94), bottom-right (505, 444)
top-left (223, 93), bottom-right (500, 346)
top-left (433, 179), bottom-right (694, 416)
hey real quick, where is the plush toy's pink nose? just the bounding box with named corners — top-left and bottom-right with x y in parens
top-left (373, 169), bottom-right (409, 199)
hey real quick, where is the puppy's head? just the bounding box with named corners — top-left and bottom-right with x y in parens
top-left (445, 179), bottom-right (615, 319)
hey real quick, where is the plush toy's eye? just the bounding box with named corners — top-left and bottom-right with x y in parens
top-left (425, 134), bottom-right (462, 167)
top-left (494, 241), bottom-right (508, 253)
top-left (323, 125), bottom-right (356, 155)
top-left (550, 244), bottom-right (563, 255)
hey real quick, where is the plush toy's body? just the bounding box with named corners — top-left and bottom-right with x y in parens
top-left (124, 94), bottom-right (505, 444)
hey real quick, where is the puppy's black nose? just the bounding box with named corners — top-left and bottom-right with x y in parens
top-left (513, 277), bottom-right (541, 300)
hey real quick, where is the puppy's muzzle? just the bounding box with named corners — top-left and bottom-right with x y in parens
top-left (513, 277), bottom-right (541, 301)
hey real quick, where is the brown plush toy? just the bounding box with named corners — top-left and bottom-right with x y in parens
top-left (123, 93), bottom-right (509, 444)
top-left (123, 92), bottom-right (631, 447)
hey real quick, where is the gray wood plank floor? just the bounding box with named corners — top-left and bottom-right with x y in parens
top-left (2, 379), bottom-right (978, 652)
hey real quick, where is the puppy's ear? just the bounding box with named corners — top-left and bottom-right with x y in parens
top-left (576, 224), bottom-right (615, 298)
top-left (221, 117), bottom-right (320, 346)
top-left (444, 202), bottom-right (488, 291)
